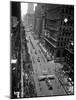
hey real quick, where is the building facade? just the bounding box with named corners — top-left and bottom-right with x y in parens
top-left (34, 4), bottom-right (74, 61)
top-left (11, 1), bottom-right (21, 98)
top-left (23, 3), bottom-right (35, 29)
top-left (34, 3), bottom-right (74, 81)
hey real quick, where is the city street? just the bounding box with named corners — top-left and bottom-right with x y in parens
top-left (26, 31), bottom-right (67, 97)
top-left (11, 2), bottom-right (74, 98)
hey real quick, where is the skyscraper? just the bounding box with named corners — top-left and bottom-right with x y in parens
top-left (24, 3), bottom-right (34, 28)
top-left (27, 3), bottom-right (34, 14)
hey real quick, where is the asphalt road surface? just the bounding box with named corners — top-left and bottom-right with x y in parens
top-left (26, 31), bottom-right (67, 97)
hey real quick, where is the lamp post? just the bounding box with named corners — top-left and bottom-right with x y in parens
top-left (64, 18), bottom-right (68, 23)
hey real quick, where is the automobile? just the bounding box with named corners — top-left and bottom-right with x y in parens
top-left (45, 78), bottom-right (53, 90)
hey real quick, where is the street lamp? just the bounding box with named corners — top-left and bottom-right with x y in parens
top-left (64, 18), bottom-right (68, 23)
top-left (71, 42), bottom-right (74, 46)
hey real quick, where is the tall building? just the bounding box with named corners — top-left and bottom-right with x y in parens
top-left (34, 4), bottom-right (74, 61)
top-left (24, 3), bottom-right (34, 28)
top-left (61, 6), bottom-right (74, 81)
top-left (34, 4), bottom-right (42, 37)
top-left (11, 1), bottom-right (21, 98)
top-left (34, 3), bottom-right (74, 81)
top-left (27, 3), bottom-right (34, 14)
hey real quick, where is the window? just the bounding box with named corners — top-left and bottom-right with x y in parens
top-left (69, 28), bottom-right (71, 31)
top-left (58, 38), bottom-right (60, 40)
top-left (63, 33), bottom-right (65, 36)
top-left (57, 42), bottom-right (59, 46)
top-left (66, 9), bottom-right (68, 14)
top-left (61, 21), bottom-right (62, 25)
top-left (59, 27), bottom-right (61, 30)
top-left (62, 50), bottom-right (65, 56)
top-left (69, 9), bottom-right (72, 14)
top-left (64, 43), bottom-right (65, 46)
top-left (62, 8), bottom-right (64, 13)
top-left (68, 16), bottom-right (71, 20)
top-left (56, 50), bottom-right (60, 57)
top-left (70, 22), bottom-right (72, 26)
top-left (61, 42), bottom-right (62, 46)
top-left (68, 38), bottom-right (69, 41)
top-left (65, 38), bottom-right (66, 41)
top-left (63, 28), bottom-right (65, 31)
top-left (61, 38), bottom-right (63, 41)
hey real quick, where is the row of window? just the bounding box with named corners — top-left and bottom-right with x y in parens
top-left (62, 32), bottom-right (73, 37)
top-left (59, 26), bottom-right (73, 32)
top-left (57, 42), bottom-right (66, 47)
top-left (46, 25), bottom-right (73, 33)
top-left (58, 37), bottom-right (70, 41)
top-left (46, 19), bottom-right (73, 28)
top-left (57, 41), bottom-right (73, 47)
top-left (62, 21), bottom-right (73, 26)
top-left (45, 18), bottom-right (73, 31)
top-left (62, 7), bottom-right (74, 15)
